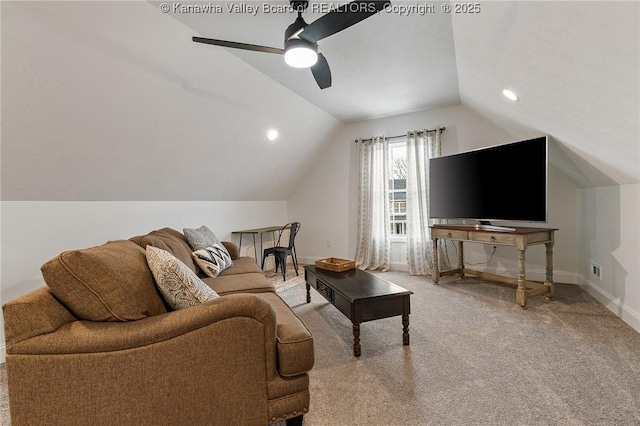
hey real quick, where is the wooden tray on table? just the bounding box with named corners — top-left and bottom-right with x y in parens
top-left (314, 257), bottom-right (356, 273)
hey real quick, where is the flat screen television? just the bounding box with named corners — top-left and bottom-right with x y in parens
top-left (429, 136), bottom-right (548, 228)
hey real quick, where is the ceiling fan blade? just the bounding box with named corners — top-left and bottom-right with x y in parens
top-left (311, 53), bottom-right (332, 89)
top-left (299, 1), bottom-right (390, 43)
top-left (192, 37), bottom-right (284, 55)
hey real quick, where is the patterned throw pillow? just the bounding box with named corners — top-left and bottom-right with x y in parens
top-left (146, 246), bottom-right (219, 310)
top-left (183, 225), bottom-right (233, 261)
top-left (183, 225), bottom-right (222, 250)
top-left (192, 244), bottom-right (234, 278)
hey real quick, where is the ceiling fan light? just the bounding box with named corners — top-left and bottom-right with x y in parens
top-left (284, 39), bottom-right (318, 68)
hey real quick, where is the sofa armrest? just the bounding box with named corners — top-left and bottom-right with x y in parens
top-left (222, 241), bottom-right (240, 259)
top-left (256, 293), bottom-right (314, 377)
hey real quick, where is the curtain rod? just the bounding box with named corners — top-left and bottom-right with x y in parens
top-left (354, 127), bottom-right (446, 143)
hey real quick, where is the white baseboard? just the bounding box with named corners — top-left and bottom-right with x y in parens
top-left (300, 256), bottom-right (362, 267)
top-left (577, 275), bottom-right (640, 334)
top-left (390, 263), bottom-right (578, 284)
top-left (389, 262), bottom-right (409, 272)
top-left (299, 258), bottom-right (578, 282)
top-left (297, 256), bottom-right (319, 266)
top-left (387, 265), bottom-right (577, 281)
top-left (468, 266), bottom-right (579, 285)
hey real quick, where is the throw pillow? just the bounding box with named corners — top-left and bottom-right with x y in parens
top-left (146, 246), bottom-right (219, 310)
top-left (192, 244), bottom-right (234, 278)
top-left (183, 225), bottom-right (221, 251)
top-left (183, 225), bottom-right (233, 264)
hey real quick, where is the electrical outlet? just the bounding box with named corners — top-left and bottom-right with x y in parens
top-left (327, 239), bottom-right (333, 247)
top-left (590, 261), bottom-right (602, 280)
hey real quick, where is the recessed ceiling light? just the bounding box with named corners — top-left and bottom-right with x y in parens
top-left (267, 129), bottom-right (279, 141)
top-left (502, 89), bottom-right (519, 102)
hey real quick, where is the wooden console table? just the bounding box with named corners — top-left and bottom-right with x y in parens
top-left (430, 225), bottom-right (557, 309)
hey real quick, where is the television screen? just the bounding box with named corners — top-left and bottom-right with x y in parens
top-left (429, 136), bottom-right (548, 223)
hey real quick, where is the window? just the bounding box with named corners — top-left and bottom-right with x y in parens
top-left (388, 141), bottom-right (407, 235)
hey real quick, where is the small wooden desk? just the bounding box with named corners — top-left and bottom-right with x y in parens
top-left (231, 226), bottom-right (282, 264)
top-left (430, 225), bottom-right (557, 309)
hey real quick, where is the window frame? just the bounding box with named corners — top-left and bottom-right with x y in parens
top-left (388, 139), bottom-right (408, 241)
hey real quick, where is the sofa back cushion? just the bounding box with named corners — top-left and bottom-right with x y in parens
top-left (41, 240), bottom-right (167, 321)
top-left (130, 228), bottom-right (199, 274)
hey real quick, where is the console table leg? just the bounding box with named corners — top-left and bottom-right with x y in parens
top-left (402, 314), bottom-right (410, 345)
top-left (353, 324), bottom-right (361, 357)
top-left (545, 242), bottom-right (555, 299)
top-left (458, 241), bottom-right (465, 278)
top-left (432, 239), bottom-right (440, 284)
top-left (516, 249), bottom-right (527, 309)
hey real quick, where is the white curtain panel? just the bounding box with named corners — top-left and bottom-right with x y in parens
top-left (406, 129), bottom-right (451, 275)
top-left (355, 136), bottom-right (391, 271)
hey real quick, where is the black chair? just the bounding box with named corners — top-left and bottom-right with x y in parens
top-left (261, 222), bottom-right (300, 281)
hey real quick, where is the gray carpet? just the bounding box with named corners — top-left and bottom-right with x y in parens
top-left (2, 272), bottom-right (639, 425)
top-left (277, 272), bottom-right (640, 425)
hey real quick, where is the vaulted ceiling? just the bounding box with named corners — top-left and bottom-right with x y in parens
top-left (2, 1), bottom-right (638, 201)
top-left (175, 0), bottom-right (639, 187)
top-left (451, 1), bottom-right (639, 187)
top-left (169, 1), bottom-right (461, 122)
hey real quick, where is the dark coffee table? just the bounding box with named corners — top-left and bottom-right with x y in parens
top-left (304, 265), bottom-right (413, 357)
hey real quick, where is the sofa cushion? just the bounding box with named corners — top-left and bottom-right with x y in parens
top-left (41, 240), bottom-right (167, 321)
top-left (202, 273), bottom-right (275, 296)
top-left (192, 244), bottom-right (234, 278)
top-left (258, 293), bottom-right (314, 377)
top-left (218, 257), bottom-right (263, 276)
top-left (130, 228), bottom-right (198, 274)
top-left (146, 246), bottom-right (219, 310)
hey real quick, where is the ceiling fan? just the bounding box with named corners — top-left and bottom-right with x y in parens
top-left (192, 0), bottom-right (391, 89)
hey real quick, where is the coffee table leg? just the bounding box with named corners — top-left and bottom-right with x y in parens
top-left (402, 314), bottom-right (410, 345)
top-left (306, 283), bottom-right (311, 303)
top-left (353, 323), bottom-right (361, 357)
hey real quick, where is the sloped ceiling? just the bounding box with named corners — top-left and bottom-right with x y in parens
top-left (172, 0), bottom-right (639, 188)
top-left (1, 1), bottom-right (343, 201)
top-left (451, 1), bottom-right (639, 187)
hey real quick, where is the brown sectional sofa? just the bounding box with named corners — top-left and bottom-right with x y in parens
top-left (2, 227), bottom-right (314, 426)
